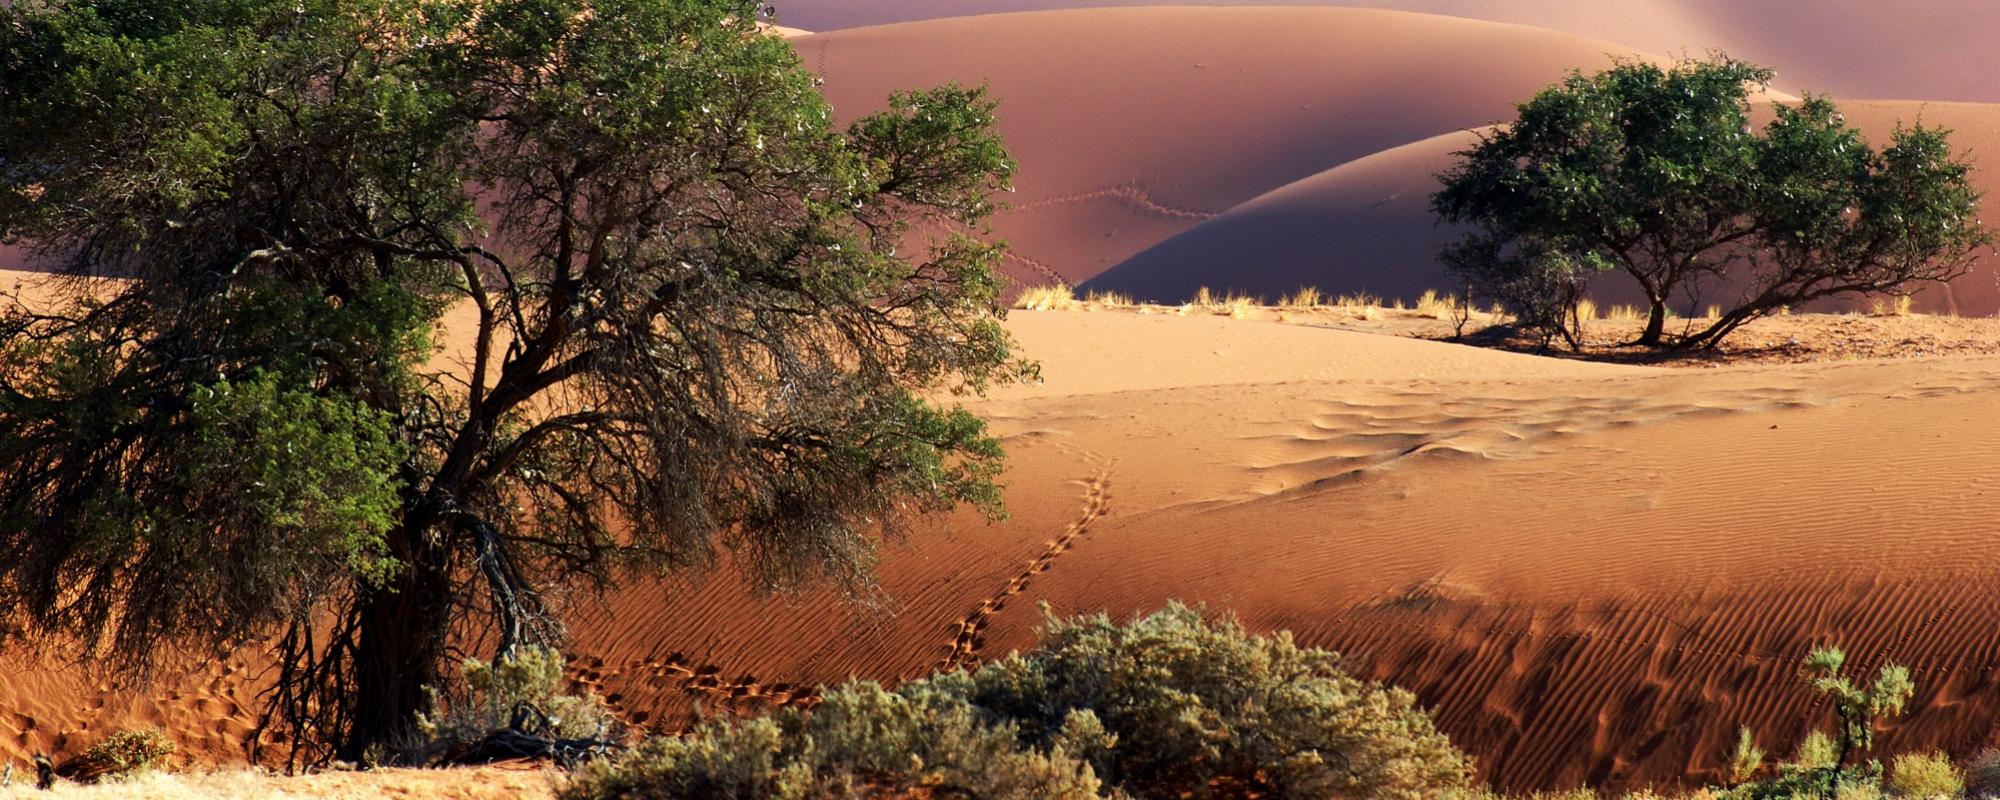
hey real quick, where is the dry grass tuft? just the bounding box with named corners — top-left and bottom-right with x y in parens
top-left (1014, 284), bottom-right (1080, 311)
top-left (1189, 287), bottom-right (1259, 318)
top-left (1606, 304), bottom-right (1642, 322)
top-left (1083, 290), bottom-right (1134, 309)
top-left (1870, 293), bottom-right (1915, 317)
top-left (1279, 287), bottom-right (1324, 309)
top-left (1415, 290), bottom-right (1457, 319)
top-left (1574, 299), bottom-right (1598, 322)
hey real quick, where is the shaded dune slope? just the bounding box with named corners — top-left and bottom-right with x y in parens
top-left (772, 0), bottom-right (2000, 103)
top-left (798, 7), bottom-right (1660, 286)
top-left (1087, 100), bottom-right (2000, 313)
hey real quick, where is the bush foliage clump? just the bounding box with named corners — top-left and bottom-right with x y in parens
top-left (411, 645), bottom-right (625, 765)
top-left (55, 727), bottom-right (176, 784)
top-left (563, 602), bottom-right (1473, 799)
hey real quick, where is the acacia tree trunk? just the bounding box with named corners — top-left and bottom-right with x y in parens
top-left (1637, 298), bottom-right (1669, 347)
top-left (339, 526), bottom-right (455, 764)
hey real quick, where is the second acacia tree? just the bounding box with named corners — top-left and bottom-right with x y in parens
top-left (1434, 56), bottom-right (1988, 350)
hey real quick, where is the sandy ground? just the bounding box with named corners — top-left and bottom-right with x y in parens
top-left (0, 764), bottom-right (559, 799)
top-left (8, 274), bottom-right (2000, 792)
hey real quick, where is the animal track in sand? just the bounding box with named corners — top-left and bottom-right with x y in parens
top-left (569, 652), bottom-right (821, 732)
top-left (1012, 184), bottom-right (1220, 222)
top-left (935, 463), bottom-right (1114, 673)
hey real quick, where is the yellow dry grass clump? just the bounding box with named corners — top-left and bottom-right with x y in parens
top-left (1014, 283), bottom-right (1081, 311)
top-left (1870, 294), bottom-right (1915, 317)
top-left (1279, 286), bottom-right (1323, 309)
top-left (1189, 286), bottom-right (1259, 318)
top-left (1574, 299), bottom-right (1598, 322)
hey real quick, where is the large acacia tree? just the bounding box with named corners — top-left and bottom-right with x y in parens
top-left (1434, 57), bottom-right (1988, 349)
top-left (0, 0), bottom-right (1022, 762)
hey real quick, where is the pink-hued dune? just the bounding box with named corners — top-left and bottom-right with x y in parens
top-left (772, 0), bottom-right (2000, 103)
top-left (1086, 100), bottom-right (2000, 314)
top-left (799, 7), bottom-right (1659, 285)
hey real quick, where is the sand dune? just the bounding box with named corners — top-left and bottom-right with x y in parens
top-left (772, 0), bottom-right (2000, 103)
top-left (11, 273), bottom-right (2000, 791)
top-left (555, 311), bottom-right (2000, 792)
top-left (1080, 128), bottom-right (1481, 305)
top-left (1087, 99), bottom-right (2000, 314)
top-left (799, 7), bottom-right (1660, 286)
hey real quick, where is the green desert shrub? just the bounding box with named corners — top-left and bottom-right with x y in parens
top-left (56, 727), bottom-right (176, 783)
top-left (1886, 751), bottom-right (1963, 799)
top-left (412, 645), bottom-right (624, 762)
top-left (560, 678), bottom-right (1105, 799)
top-left (564, 602), bottom-right (1472, 799)
top-left (963, 602), bottom-right (1474, 798)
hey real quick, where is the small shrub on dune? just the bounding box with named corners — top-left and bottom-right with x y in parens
top-left (560, 679), bottom-right (1105, 799)
top-left (1886, 751), bottom-right (1962, 799)
top-left (965, 602), bottom-right (1473, 799)
top-left (55, 727), bottom-right (176, 784)
top-left (565, 603), bottom-right (1472, 800)
top-left (412, 645), bottom-right (624, 764)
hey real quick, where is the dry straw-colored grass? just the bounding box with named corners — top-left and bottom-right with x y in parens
top-left (1574, 299), bottom-right (1599, 322)
top-left (1013, 283), bottom-right (1080, 311)
top-left (1083, 290), bottom-right (1134, 309)
top-left (1870, 293), bottom-right (1915, 317)
top-left (1279, 286), bottom-right (1323, 309)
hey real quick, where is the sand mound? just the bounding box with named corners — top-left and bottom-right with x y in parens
top-left (772, 0), bottom-right (2000, 104)
top-left (799, 7), bottom-right (1660, 286)
top-left (1087, 99), bottom-right (2000, 314)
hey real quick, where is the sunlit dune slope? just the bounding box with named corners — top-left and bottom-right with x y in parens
top-left (772, 0), bottom-right (2000, 104)
top-left (1086, 99), bottom-right (2000, 314)
top-left (797, 7), bottom-right (1660, 286)
top-left (562, 310), bottom-right (2000, 793)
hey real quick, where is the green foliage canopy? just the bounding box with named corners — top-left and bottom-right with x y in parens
top-left (1434, 57), bottom-right (1988, 349)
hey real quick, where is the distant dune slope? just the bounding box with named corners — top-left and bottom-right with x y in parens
top-left (798, 7), bottom-right (1659, 286)
top-left (1086, 99), bottom-right (2000, 314)
top-left (771, 0), bottom-right (2000, 104)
